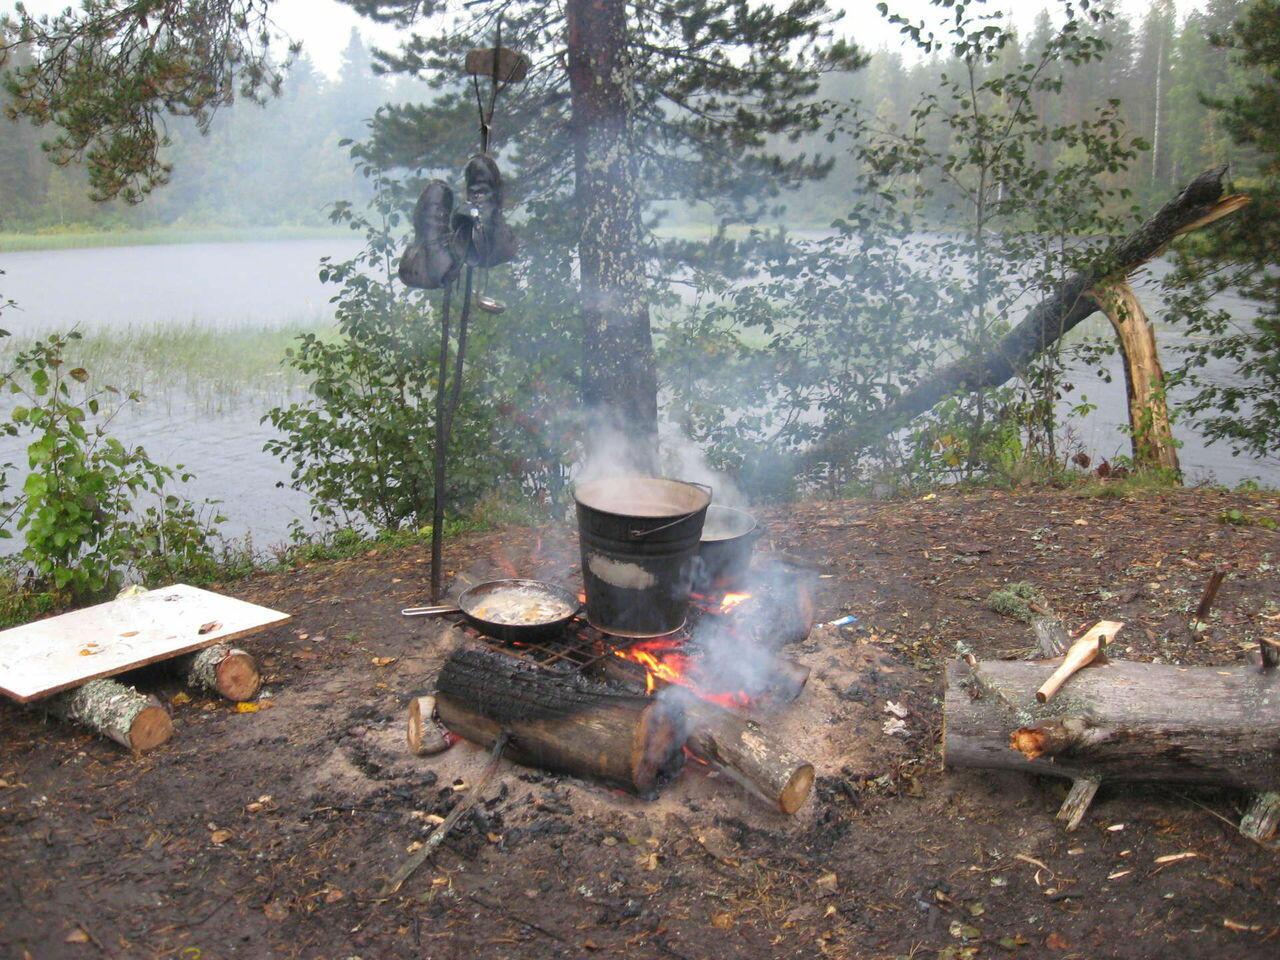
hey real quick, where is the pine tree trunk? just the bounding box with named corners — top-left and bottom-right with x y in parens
top-left (1089, 280), bottom-right (1181, 478)
top-left (565, 0), bottom-right (658, 456)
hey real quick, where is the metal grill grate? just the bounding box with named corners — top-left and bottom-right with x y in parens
top-left (449, 615), bottom-right (643, 671)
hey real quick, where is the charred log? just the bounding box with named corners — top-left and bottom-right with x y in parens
top-left (435, 646), bottom-right (683, 794)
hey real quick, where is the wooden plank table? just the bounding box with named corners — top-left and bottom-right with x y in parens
top-left (0, 584), bottom-right (291, 703)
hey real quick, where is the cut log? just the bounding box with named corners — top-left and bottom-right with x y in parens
top-left (1088, 280), bottom-right (1181, 477)
top-left (172, 643), bottom-right (261, 702)
top-left (1056, 777), bottom-right (1101, 832)
top-left (669, 688), bottom-right (815, 815)
top-left (944, 658), bottom-right (1280, 793)
top-left (1240, 792), bottom-right (1280, 842)
top-left (435, 647), bottom-right (684, 794)
top-left (44, 678), bottom-right (173, 752)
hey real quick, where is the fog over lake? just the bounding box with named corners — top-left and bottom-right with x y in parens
top-left (1, 237), bottom-right (1275, 554)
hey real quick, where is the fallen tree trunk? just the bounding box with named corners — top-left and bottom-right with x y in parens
top-left (811, 167), bottom-right (1248, 463)
top-left (944, 658), bottom-right (1280, 791)
top-left (435, 646), bottom-right (684, 794)
top-left (44, 678), bottom-right (173, 752)
top-left (669, 688), bottom-right (815, 815)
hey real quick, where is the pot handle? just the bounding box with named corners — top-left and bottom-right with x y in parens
top-left (629, 482), bottom-right (713, 539)
top-left (401, 604), bottom-right (461, 617)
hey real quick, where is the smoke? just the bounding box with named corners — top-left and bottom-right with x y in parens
top-left (573, 414), bottom-right (749, 510)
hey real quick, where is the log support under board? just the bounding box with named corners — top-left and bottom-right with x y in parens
top-left (173, 643), bottom-right (261, 702)
top-left (43, 678), bottom-right (172, 752)
top-left (944, 658), bottom-right (1280, 835)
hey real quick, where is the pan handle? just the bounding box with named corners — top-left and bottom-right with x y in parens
top-left (401, 605), bottom-right (461, 617)
top-left (628, 482), bottom-right (714, 539)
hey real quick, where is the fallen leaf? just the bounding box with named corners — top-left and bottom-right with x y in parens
top-left (407, 840), bottom-right (424, 853)
top-left (1045, 932), bottom-right (1071, 950)
top-left (641, 852), bottom-right (659, 871)
top-left (263, 900), bottom-right (288, 921)
top-left (64, 928), bottom-right (91, 944)
top-left (198, 621), bottom-right (221, 635)
top-left (1073, 518), bottom-right (1089, 526)
top-left (883, 700), bottom-right (909, 719)
top-left (78, 649), bottom-right (96, 657)
top-left (371, 656), bottom-right (398, 667)
top-left (235, 702), bottom-right (260, 713)
top-left (487, 832), bottom-right (502, 844)
top-left (711, 912), bottom-right (734, 930)
top-left (882, 717), bottom-right (909, 737)
top-left (815, 872), bottom-right (838, 894)
top-left (582, 939), bottom-right (599, 951)
top-left (170, 691), bottom-right (192, 706)
top-left (949, 921), bottom-right (981, 940)
top-left (210, 829), bottom-right (232, 845)
top-left (323, 888), bottom-right (344, 904)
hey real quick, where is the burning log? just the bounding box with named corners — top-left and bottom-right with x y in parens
top-left (670, 688), bottom-right (815, 815)
top-left (43, 678), bottom-right (173, 752)
top-left (944, 658), bottom-right (1280, 831)
top-left (435, 646), bottom-right (684, 794)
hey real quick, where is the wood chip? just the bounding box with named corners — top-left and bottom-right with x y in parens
top-left (1154, 851), bottom-right (1197, 864)
top-left (1107, 869), bottom-right (1131, 880)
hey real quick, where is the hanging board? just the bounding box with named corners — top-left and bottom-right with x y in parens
top-left (0, 584), bottom-right (291, 703)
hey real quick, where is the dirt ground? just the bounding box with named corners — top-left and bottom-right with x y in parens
top-left (2, 487), bottom-right (1279, 960)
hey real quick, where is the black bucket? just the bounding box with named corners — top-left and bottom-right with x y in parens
top-left (693, 504), bottom-right (761, 592)
top-left (575, 477), bottom-right (711, 638)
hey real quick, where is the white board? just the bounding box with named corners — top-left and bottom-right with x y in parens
top-left (0, 584), bottom-right (291, 703)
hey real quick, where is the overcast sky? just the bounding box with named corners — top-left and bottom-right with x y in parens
top-left (10, 1), bottom-right (1202, 79)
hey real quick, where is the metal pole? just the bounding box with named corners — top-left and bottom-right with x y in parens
top-left (430, 285), bottom-right (453, 604)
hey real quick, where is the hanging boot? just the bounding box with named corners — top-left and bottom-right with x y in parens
top-left (399, 180), bottom-right (460, 289)
top-left (452, 154), bottom-right (517, 269)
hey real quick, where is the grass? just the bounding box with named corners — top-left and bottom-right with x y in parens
top-left (0, 318), bottom-right (335, 411)
top-left (0, 223), bottom-right (349, 253)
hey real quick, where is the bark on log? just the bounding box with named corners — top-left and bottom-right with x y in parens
top-left (435, 647), bottom-right (684, 794)
top-left (812, 167), bottom-right (1247, 460)
top-left (944, 658), bottom-right (1280, 792)
top-left (173, 643), bottom-right (261, 702)
top-left (44, 678), bottom-right (173, 752)
top-left (1089, 280), bottom-right (1181, 477)
top-left (670, 688), bottom-right (815, 814)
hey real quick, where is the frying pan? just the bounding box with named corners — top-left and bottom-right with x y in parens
top-left (401, 578), bottom-right (581, 643)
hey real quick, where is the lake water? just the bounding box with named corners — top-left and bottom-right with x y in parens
top-left (1, 238), bottom-right (1276, 556)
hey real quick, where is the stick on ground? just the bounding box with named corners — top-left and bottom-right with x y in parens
top-left (383, 730), bottom-right (509, 896)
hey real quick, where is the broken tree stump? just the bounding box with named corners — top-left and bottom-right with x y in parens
top-left (173, 643), bottom-right (261, 702)
top-left (435, 647), bottom-right (684, 794)
top-left (44, 678), bottom-right (173, 752)
top-left (944, 658), bottom-right (1280, 831)
top-left (670, 688), bottom-right (815, 814)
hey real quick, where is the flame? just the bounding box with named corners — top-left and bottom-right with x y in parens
top-left (613, 638), bottom-right (750, 709)
top-left (689, 590), bottom-right (754, 616)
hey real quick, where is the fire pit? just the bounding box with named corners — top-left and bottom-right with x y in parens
top-left (426, 560), bottom-right (818, 813)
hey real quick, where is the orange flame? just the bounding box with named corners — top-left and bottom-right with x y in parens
top-left (689, 590), bottom-right (754, 616)
top-left (613, 638), bottom-right (750, 709)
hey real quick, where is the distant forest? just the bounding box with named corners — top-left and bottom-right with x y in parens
top-left (0, 2), bottom-right (1264, 232)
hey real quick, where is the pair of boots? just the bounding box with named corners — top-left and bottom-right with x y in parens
top-left (399, 155), bottom-right (517, 290)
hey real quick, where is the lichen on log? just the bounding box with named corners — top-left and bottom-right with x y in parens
top-left (44, 678), bottom-right (172, 752)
